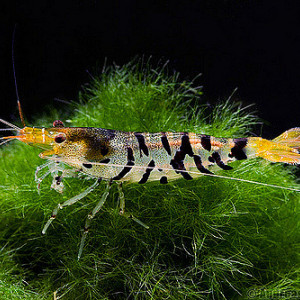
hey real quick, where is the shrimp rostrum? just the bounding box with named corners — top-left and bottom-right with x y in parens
top-left (1, 118), bottom-right (300, 259)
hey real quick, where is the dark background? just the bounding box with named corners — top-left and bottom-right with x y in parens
top-left (1, 1), bottom-right (299, 138)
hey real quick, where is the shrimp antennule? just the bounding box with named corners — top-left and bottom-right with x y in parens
top-left (0, 118), bottom-right (21, 131)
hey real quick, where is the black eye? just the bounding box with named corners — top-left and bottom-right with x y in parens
top-left (55, 134), bottom-right (66, 143)
top-left (53, 120), bottom-right (65, 128)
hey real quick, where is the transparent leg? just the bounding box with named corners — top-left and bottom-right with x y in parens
top-left (117, 182), bottom-right (149, 229)
top-left (35, 161), bottom-right (78, 193)
top-left (35, 161), bottom-right (54, 193)
top-left (42, 178), bottom-right (101, 234)
top-left (78, 180), bottom-right (112, 260)
top-left (35, 161), bottom-right (53, 182)
top-left (36, 169), bottom-right (51, 192)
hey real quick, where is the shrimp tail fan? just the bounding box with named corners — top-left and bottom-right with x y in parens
top-left (248, 128), bottom-right (300, 164)
top-left (272, 127), bottom-right (300, 150)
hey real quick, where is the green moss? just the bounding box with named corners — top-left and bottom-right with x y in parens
top-left (0, 59), bottom-right (299, 299)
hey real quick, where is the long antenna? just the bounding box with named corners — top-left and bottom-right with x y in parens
top-left (12, 25), bottom-right (26, 127)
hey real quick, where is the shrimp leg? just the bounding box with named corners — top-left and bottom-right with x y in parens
top-left (42, 178), bottom-right (101, 234)
top-left (78, 179), bottom-right (112, 259)
top-left (117, 182), bottom-right (149, 229)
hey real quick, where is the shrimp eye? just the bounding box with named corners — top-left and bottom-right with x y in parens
top-left (54, 133), bottom-right (66, 143)
top-left (53, 120), bottom-right (65, 128)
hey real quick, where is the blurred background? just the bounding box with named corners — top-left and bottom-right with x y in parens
top-left (1, 1), bottom-right (299, 138)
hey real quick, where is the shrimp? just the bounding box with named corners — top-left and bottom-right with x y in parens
top-left (1, 116), bottom-right (300, 258)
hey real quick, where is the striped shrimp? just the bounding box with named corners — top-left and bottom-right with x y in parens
top-left (1, 116), bottom-right (300, 258)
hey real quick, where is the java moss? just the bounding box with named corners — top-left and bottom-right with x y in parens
top-left (0, 59), bottom-right (299, 299)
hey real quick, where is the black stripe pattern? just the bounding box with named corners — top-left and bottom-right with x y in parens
top-left (100, 158), bottom-right (110, 164)
top-left (193, 155), bottom-right (213, 174)
top-left (139, 160), bottom-right (155, 184)
top-left (127, 147), bottom-right (135, 162)
top-left (170, 133), bottom-right (193, 180)
top-left (83, 158), bottom-right (110, 169)
top-left (82, 163), bottom-right (93, 169)
top-left (209, 152), bottom-right (233, 170)
top-left (161, 133), bottom-right (171, 155)
top-left (112, 147), bottom-right (135, 180)
top-left (201, 135), bottom-right (211, 151)
top-left (160, 176), bottom-right (168, 184)
top-left (181, 134), bottom-right (194, 156)
top-left (134, 133), bottom-right (149, 157)
top-left (229, 138), bottom-right (248, 160)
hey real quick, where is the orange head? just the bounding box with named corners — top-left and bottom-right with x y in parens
top-left (1, 120), bottom-right (67, 150)
top-left (1, 119), bottom-right (113, 163)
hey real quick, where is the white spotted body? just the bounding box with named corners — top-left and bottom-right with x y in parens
top-left (33, 126), bottom-right (258, 185)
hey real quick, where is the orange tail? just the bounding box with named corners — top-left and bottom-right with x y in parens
top-left (272, 127), bottom-right (300, 151)
top-left (248, 128), bottom-right (300, 164)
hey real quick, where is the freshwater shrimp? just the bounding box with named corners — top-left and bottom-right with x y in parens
top-left (1, 114), bottom-right (300, 258)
